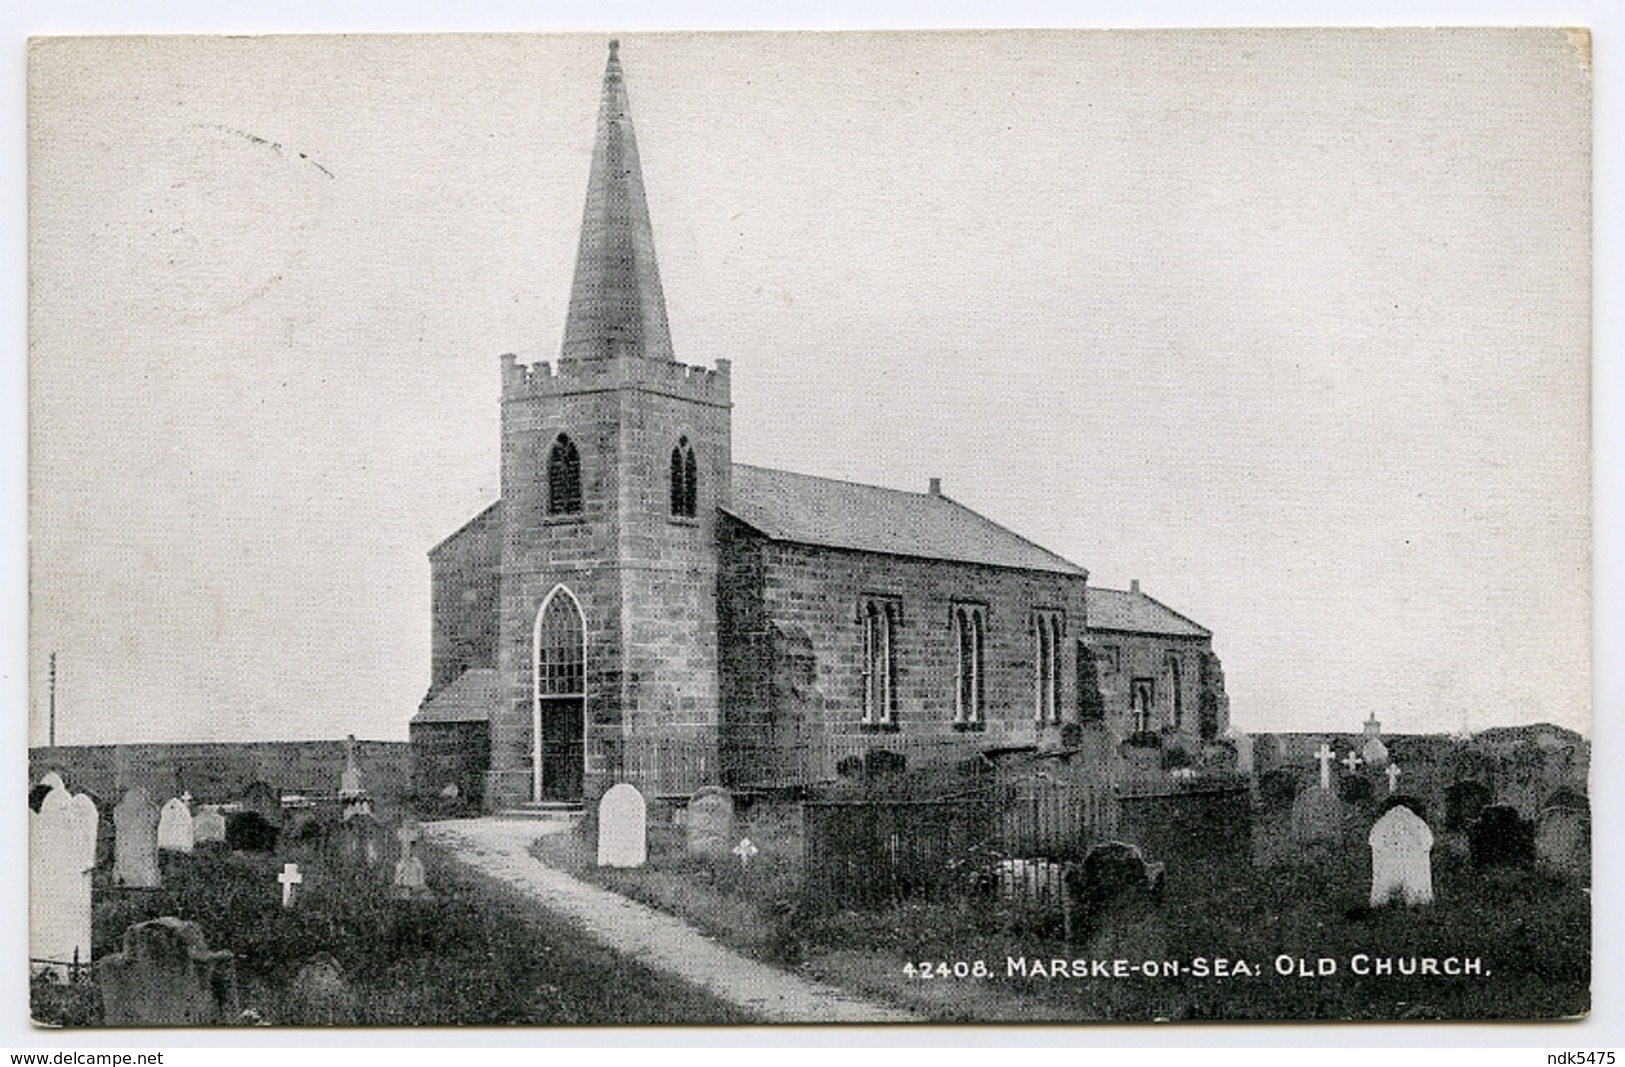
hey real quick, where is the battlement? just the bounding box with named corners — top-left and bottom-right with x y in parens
top-left (502, 352), bottom-right (732, 406)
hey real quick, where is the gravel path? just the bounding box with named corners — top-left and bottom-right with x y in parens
top-left (422, 817), bottom-right (921, 1024)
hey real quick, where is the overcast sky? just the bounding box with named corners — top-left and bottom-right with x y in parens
top-left (26, 29), bottom-right (1591, 744)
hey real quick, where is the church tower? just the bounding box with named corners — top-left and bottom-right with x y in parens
top-left (488, 41), bottom-right (733, 808)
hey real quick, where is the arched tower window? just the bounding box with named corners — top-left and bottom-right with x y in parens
top-left (548, 434), bottom-right (582, 515)
top-left (670, 436), bottom-right (697, 518)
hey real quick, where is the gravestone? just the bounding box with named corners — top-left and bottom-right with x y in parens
top-left (334, 812), bottom-right (387, 869)
top-left (192, 806), bottom-right (228, 846)
top-left (278, 863), bottom-right (304, 908)
top-left (98, 917), bottom-right (234, 1026)
top-left (240, 781), bottom-right (283, 828)
top-left (288, 953), bottom-right (358, 1026)
top-left (1368, 804), bottom-right (1434, 907)
top-left (157, 798), bottom-right (195, 853)
top-left (1534, 806), bottom-right (1589, 880)
top-left (113, 786), bottom-right (162, 888)
top-left (339, 736), bottom-right (373, 821)
top-left (685, 786), bottom-right (735, 858)
top-left (392, 852), bottom-right (431, 900)
top-left (596, 783), bottom-right (647, 868)
top-left (225, 811), bottom-right (280, 853)
top-left (29, 779), bottom-right (98, 979)
top-left (1064, 842), bottom-right (1165, 955)
top-left (1469, 805), bottom-right (1536, 869)
top-left (340, 735), bottom-right (365, 795)
top-left (1290, 786), bottom-right (1346, 845)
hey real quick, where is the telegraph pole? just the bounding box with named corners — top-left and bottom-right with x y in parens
top-left (48, 652), bottom-right (57, 748)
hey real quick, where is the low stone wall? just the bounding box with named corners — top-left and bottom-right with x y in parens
top-left (28, 740), bottom-right (413, 805)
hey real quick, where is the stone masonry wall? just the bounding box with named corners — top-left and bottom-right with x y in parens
top-left (721, 534), bottom-right (1090, 779)
top-left (1087, 629), bottom-right (1219, 745)
top-left (427, 504), bottom-right (501, 694)
top-left (29, 740), bottom-right (413, 807)
top-left (491, 354), bottom-right (731, 806)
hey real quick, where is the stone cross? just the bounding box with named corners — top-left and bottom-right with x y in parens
top-left (278, 862), bottom-right (303, 908)
top-left (732, 837), bottom-right (759, 870)
top-left (1314, 743), bottom-right (1335, 790)
top-left (1341, 751), bottom-right (1364, 775)
top-left (396, 821), bottom-right (421, 854)
top-left (1387, 763), bottom-right (1403, 794)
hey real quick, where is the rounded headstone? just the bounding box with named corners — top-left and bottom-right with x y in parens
top-left (685, 786), bottom-right (736, 859)
top-left (597, 783), bottom-right (647, 868)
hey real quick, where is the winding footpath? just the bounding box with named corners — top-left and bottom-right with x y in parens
top-left (422, 817), bottom-right (920, 1024)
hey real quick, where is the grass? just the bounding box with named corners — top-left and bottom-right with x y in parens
top-left (33, 837), bottom-right (755, 1027)
top-left (539, 800), bottom-right (1590, 1023)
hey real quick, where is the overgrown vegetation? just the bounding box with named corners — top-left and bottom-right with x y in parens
top-left (33, 840), bottom-right (752, 1027)
top-left (539, 799), bottom-right (1589, 1023)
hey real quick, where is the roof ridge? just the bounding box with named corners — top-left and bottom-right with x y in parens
top-left (732, 461), bottom-right (933, 497)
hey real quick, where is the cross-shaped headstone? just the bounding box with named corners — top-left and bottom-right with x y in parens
top-left (278, 862), bottom-right (303, 908)
top-left (732, 837), bottom-right (759, 870)
top-left (180, 791), bottom-right (193, 805)
top-left (1387, 763), bottom-right (1403, 794)
top-left (1314, 743), bottom-right (1336, 790)
top-left (1341, 751), bottom-right (1364, 775)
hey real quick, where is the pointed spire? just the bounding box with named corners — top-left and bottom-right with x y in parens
top-left (560, 39), bottom-right (675, 362)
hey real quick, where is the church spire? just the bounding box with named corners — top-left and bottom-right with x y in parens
top-left (560, 39), bottom-right (674, 362)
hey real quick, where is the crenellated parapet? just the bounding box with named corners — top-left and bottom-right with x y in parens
top-left (501, 352), bottom-right (732, 407)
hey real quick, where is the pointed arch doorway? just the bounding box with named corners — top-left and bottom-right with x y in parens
top-left (533, 586), bottom-right (586, 802)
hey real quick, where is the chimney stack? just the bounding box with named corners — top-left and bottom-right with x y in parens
top-left (1130, 579), bottom-right (1141, 595)
top-left (928, 477), bottom-right (941, 496)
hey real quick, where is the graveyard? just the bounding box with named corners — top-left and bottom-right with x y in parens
top-left (28, 750), bottom-right (753, 1026)
top-left (29, 722), bottom-right (1591, 1026)
top-left (532, 775), bottom-right (1589, 1023)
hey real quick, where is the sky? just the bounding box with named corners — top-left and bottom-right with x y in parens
top-left (25, 28), bottom-right (1593, 745)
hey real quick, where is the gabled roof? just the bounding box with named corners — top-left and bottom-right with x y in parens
top-left (412, 668), bottom-right (498, 725)
top-left (726, 463), bottom-right (1086, 576)
top-left (1086, 586), bottom-right (1210, 638)
top-left (429, 500), bottom-right (501, 557)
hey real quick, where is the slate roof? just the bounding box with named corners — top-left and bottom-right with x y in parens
top-left (726, 464), bottom-right (1086, 576)
top-left (412, 668), bottom-right (498, 725)
top-left (1085, 586), bottom-right (1209, 638)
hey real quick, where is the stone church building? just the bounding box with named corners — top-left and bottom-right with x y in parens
top-left (411, 42), bottom-right (1228, 810)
